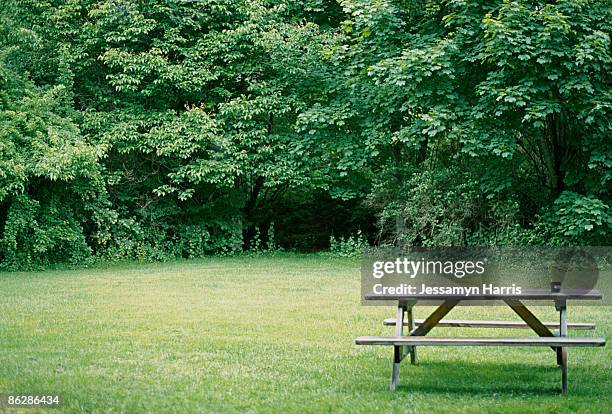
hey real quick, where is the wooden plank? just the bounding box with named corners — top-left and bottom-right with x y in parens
top-left (355, 336), bottom-right (606, 347)
top-left (410, 299), bottom-right (459, 337)
top-left (382, 318), bottom-right (595, 330)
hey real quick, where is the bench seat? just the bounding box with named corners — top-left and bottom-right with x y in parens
top-left (383, 318), bottom-right (595, 330)
top-left (356, 336), bottom-right (606, 347)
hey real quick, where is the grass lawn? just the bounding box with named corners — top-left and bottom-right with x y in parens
top-left (0, 254), bottom-right (610, 413)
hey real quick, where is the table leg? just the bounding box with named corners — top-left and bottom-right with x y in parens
top-left (390, 299), bottom-right (457, 390)
top-left (391, 304), bottom-right (405, 390)
top-left (558, 303), bottom-right (568, 395)
top-left (407, 306), bottom-right (417, 365)
top-left (391, 346), bottom-right (401, 391)
top-left (561, 348), bottom-right (568, 396)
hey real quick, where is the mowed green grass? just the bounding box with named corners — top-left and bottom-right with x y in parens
top-left (0, 254), bottom-right (610, 413)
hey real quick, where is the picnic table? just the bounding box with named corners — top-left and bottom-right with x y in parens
top-left (356, 289), bottom-right (606, 395)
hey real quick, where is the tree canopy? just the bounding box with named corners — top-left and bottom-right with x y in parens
top-left (0, 0), bottom-right (610, 269)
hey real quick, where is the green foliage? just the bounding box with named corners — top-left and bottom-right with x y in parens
top-left (323, 0), bottom-right (611, 247)
top-left (0, 0), bottom-right (610, 269)
top-left (373, 168), bottom-right (486, 246)
top-left (96, 215), bottom-right (243, 263)
top-left (329, 230), bottom-right (368, 257)
top-left (265, 222), bottom-right (280, 252)
top-left (524, 192), bottom-right (611, 246)
top-left (0, 43), bottom-right (105, 269)
top-left (553, 193), bottom-right (610, 240)
top-left (244, 222), bottom-right (284, 255)
top-left (1, 195), bottom-right (92, 269)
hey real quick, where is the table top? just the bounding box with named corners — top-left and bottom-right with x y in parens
top-left (364, 289), bottom-right (603, 301)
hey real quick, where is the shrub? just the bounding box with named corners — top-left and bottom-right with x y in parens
top-left (329, 230), bottom-right (368, 257)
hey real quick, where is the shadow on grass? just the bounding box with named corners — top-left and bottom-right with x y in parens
top-left (364, 360), bottom-right (604, 396)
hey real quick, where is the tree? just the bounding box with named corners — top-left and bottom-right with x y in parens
top-left (0, 16), bottom-right (105, 267)
top-left (1, 0), bottom-right (609, 269)
top-left (308, 0), bottom-right (611, 245)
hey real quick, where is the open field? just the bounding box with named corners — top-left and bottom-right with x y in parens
top-left (0, 254), bottom-right (610, 413)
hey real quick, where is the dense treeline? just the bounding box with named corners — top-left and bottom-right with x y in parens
top-left (0, 0), bottom-right (610, 269)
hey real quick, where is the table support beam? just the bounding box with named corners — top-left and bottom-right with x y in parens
top-left (504, 298), bottom-right (558, 354)
top-left (503, 298), bottom-right (556, 338)
top-left (410, 299), bottom-right (460, 337)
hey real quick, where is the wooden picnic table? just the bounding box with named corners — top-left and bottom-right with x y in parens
top-left (356, 289), bottom-right (606, 395)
